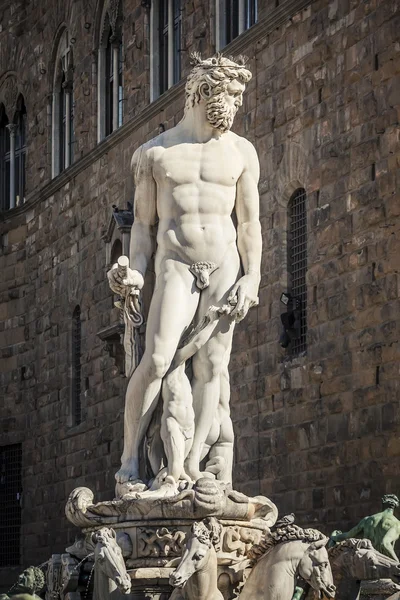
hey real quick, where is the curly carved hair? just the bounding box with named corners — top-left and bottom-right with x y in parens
top-left (25, 566), bottom-right (46, 593)
top-left (248, 524), bottom-right (326, 564)
top-left (191, 517), bottom-right (222, 548)
top-left (382, 494), bottom-right (399, 509)
top-left (184, 53), bottom-right (252, 113)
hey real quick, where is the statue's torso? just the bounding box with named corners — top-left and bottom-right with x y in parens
top-left (150, 131), bottom-right (245, 265)
top-left (364, 513), bottom-right (400, 544)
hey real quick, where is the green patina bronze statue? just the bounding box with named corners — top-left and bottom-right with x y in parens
top-left (0, 566), bottom-right (45, 600)
top-left (330, 494), bottom-right (400, 561)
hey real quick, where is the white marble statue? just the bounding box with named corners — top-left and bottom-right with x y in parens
top-left (108, 54), bottom-right (261, 496)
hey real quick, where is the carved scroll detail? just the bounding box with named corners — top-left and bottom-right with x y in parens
top-left (138, 527), bottom-right (187, 557)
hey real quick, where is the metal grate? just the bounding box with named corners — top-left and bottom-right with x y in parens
top-left (72, 306), bottom-right (82, 425)
top-left (288, 189), bottom-right (307, 355)
top-left (15, 97), bottom-right (26, 207)
top-left (0, 107), bottom-right (10, 212)
top-left (105, 27), bottom-right (114, 137)
top-left (173, 0), bottom-right (182, 85)
top-left (159, 0), bottom-right (169, 95)
top-left (0, 444), bottom-right (22, 567)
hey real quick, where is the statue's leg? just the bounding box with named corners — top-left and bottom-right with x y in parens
top-left (116, 261), bottom-right (200, 484)
top-left (207, 361), bottom-right (234, 484)
top-left (185, 244), bottom-right (240, 483)
top-left (186, 320), bottom-right (235, 483)
top-left (161, 363), bottom-right (195, 483)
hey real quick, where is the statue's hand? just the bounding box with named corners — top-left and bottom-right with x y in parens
top-left (228, 274), bottom-right (260, 322)
top-left (107, 264), bottom-right (144, 296)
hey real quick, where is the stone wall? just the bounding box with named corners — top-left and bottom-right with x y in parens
top-left (0, 0), bottom-right (399, 584)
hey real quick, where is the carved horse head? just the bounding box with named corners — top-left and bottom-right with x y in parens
top-left (297, 537), bottom-right (336, 598)
top-left (169, 517), bottom-right (222, 591)
top-left (93, 527), bottom-right (131, 594)
top-left (328, 538), bottom-right (400, 598)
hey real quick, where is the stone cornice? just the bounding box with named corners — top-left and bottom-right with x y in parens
top-left (2, 0), bottom-right (312, 222)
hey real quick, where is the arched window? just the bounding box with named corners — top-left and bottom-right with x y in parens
top-left (0, 104), bottom-right (10, 211)
top-left (98, 1), bottom-right (123, 141)
top-left (110, 238), bottom-right (123, 265)
top-left (0, 98), bottom-right (26, 211)
top-left (72, 306), bottom-right (82, 426)
top-left (52, 29), bottom-right (74, 177)
top-left (14, 95), bottom-right (26, 207)
top-left (288, 188), bottom-right (307, 355)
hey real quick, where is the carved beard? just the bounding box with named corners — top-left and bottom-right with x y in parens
top-left (206, 93), bottom-right (238, 133)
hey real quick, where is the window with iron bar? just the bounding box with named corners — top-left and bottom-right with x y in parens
top-left (14, 96), bottom-right (27, 208)
top-left (72, 306), bottom-right (82, 425)
top-left (105, 27), bottom-right (123, 136)
top-left (151, 0), bottom-right (183, 100)
top-left (288, 188), bottom-right (307, 356)
top-left (216, 0), bottom-right (258, 49)
top-left (0, 444), bottom-right (22, 567)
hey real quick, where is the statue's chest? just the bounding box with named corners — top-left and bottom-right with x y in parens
top-left (153, 143), bottom-right (243, 187)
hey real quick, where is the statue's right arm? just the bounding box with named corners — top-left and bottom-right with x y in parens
top-left (129, 145), bottom-right (158, 278)
top-left (107, 145), bottom-right (157, 295)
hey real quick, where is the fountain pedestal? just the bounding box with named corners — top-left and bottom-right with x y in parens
top-left (46, 480), bottom-right (277, 599)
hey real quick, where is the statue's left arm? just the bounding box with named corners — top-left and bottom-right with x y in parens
top-left (228, 138), bottom-right (261, 321)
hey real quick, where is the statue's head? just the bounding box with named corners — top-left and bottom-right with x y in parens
top-left (15, 567), bottom-right (45, 595)
top-left (382, 494), bottom-right (399, 510)
top-left (184, 53), bottom-right (252, 133)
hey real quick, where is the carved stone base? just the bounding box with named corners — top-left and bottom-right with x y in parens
top-left (64, 480), bottom-right (276, 565)
top-left (127, 566), bottom-right (245, 600)
top-left (66, 517), bottom-right (264, 569)
top-left (65, 480), bottom-right (277, 529)
top-left (57, 481), bottom-right (277, 599)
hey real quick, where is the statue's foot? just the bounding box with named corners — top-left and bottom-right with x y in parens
top-left (185, 459), bottom-right (202, 483)
top-left (115, 469), bottom-right (148, 499)
top-left (186, 464), bottom-right (217, 483)
top-left (115, 462), bottom-right (142, 484)
top-left (204, 456), bottom-right (225, 477)
top-left (115, 480), bottom-right (148, 499)
top-left (132, 476), bottom-right (179, 499)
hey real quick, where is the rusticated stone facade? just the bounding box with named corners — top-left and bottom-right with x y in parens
top-left (0, 0), bottom-right (400, 587)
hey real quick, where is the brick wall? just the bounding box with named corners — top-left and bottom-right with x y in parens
top-left (0, 0), bottom-right (399, 583)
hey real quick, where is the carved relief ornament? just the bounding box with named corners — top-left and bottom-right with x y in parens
top-left (100, 0), bottom-right (122, 46)
top-left (0, 74), bottom-right (19, 116)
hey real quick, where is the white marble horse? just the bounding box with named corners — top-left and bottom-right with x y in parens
top-left (93, 527), bottom-right (131, 600)
top-left (169, 519), bottom-right (336, 600)
top-left (240, 523), bottom-right (336, 600)
top-left (169, 517), bottom-right (223, 600)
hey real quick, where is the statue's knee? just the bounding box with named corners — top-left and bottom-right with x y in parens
top-left (197, 355), bottom-right (224, 381)
top-left (149, 352), bottom-right (171, 379)
top-left (164, 415), bottom-right (181, 435)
